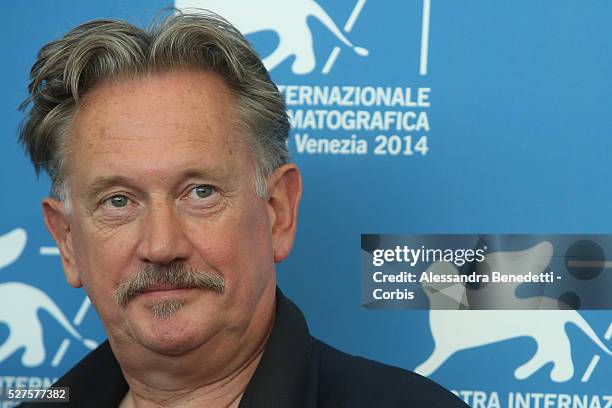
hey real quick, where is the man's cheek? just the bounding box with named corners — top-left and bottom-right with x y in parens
top-left (70, 237), bottom-right (123, 298)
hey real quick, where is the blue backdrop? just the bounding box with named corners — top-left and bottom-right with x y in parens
top-left (1, 1), bottom-right (610, 406)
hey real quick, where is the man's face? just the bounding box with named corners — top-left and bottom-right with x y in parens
top-left (52, 70), bottom-right (280, 355)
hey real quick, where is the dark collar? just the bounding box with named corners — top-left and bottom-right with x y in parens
top-left (32, 288), bottom-right (316, 408)
top-left (35, 335), bottom-right (128, 407)
top-left (239, 289), bottom-right (317, 407)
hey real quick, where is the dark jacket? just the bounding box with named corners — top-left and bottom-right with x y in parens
top-left (21, 290), bottom-right (467, 407)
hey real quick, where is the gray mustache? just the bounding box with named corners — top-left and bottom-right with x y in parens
top-left (115, 263), bottom-right (225, 307)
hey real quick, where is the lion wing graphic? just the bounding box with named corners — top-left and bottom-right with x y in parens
top-left (0, 228), bottom-right (97, 367)
top-left (176, 0), bottom-right (368, 74)
top-left (416, 242), bottom-right (611, 382)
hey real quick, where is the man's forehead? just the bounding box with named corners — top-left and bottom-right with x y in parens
top-left (72, 70), bottom-right (234, 137)
top-left (71, 70), bottom-right (237, 145)
top-left (65, 69), bottom-right (250, 191)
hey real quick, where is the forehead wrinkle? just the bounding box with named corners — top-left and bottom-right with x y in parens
top-left (84, 124), bottom-right (215, 141)
top-left (82, 118), bottom-right (219, 149)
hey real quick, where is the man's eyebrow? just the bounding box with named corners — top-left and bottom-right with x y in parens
top-left (83, 176), bottom-right (134, 200)
top-left (84, 169), bottom-right (233, 198)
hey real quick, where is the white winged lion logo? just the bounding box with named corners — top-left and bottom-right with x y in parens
top-left (176, 0), bottom-right (369, 74)
top-left (0, 228), bottom-right (97, 367)
top-left (416, 242), bottom-right (611, 382)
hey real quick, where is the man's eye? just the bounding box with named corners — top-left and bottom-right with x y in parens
top-left (105, 195), bottom-right (129, 208)
top-left (190, 185), bottom-right (215, 199)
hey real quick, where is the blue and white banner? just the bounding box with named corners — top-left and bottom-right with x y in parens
top-left (1, 1), bottom-right (610, 406)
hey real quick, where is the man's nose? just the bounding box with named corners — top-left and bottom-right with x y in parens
top-left (136, 199), bottom-right (192, 265)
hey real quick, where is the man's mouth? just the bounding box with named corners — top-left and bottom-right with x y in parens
top-left (143, 284), bottom-right (187, 292)
top-left (138, 285), bottom-right (194, 296)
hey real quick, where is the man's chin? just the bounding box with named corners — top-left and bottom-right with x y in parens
top-left (130, 311), bottom-right (203, 355)
top-left (123, 291), bottom-right (218, 355)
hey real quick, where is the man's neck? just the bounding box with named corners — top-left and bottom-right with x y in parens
top-left (121, 345), bottom-right (266, 408)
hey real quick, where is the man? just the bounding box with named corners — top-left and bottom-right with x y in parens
top-left (18, 10), bottom-right (466, 408)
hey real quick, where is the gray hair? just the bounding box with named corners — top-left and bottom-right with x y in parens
top-left (18, 10), bottom-right (290, 200)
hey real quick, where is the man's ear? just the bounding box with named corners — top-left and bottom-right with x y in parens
top-left (42, 198), bottom-right (82, 288)
top-left (266, 164), bottom-right (302, 262)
